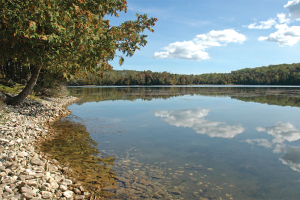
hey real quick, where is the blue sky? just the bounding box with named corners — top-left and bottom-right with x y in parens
top-left (108, 0), bottom-right (300, 75)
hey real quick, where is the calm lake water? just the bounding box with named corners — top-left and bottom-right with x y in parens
top-left (43, 86), bottom-right (300, 199)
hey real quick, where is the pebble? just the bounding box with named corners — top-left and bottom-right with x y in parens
top-left (18, 151), bottom-right (29, 158)
top-left (31, 159), bottom-right (45, 166)
top-left (59, 185), bottom-right (68, 192)
top-left (73, 188), bottom-right (81, 194)
top-left (63, 190), bottom-right (74, 198)
top-left (169, 189), bottom-right (181, 195)
top-left (27, 179), bottom-right (38, 187)
top-left (42, 191), bottom-right (52, 199)
top-left (153, 193), bottom-right (163, 198)
top-left (75, 195), bottom-right (85, 200)
top-left (4, 187), bottom-right (13, 194)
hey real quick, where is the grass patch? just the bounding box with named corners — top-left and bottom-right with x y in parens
top-left (0, 84), bottom-right (41, 102)
top-left (0, 83), bottom-right (25, 93)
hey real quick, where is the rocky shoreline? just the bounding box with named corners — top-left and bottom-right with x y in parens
top-left (0, 96), bottom-right (93, 200)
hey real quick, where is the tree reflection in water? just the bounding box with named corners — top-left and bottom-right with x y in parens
top-left (40, 118), bottom-right (116, 198)
top-left (69, 86), bottom-right (300, 108)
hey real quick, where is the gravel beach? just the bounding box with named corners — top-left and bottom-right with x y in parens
top-left (0, 96), bottom-right (94, 200)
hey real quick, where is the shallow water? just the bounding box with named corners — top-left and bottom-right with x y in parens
top-left (43, 86), bottom-right (300, 199)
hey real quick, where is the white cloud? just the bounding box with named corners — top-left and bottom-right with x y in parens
top-left (284, 0), bottom-right (300, 20)
top-left (258, 24), bottom-right (300, 46)
top-left (246, 18), bottom-right (277, 29)
top-left (154, 108), bottom-right (244, 138)
top-left (153, 41), bottom-right (210, 61)
top-left (277, 13), bottom-right (291, 24)
top-left (257, 122), bottom-right (300, 143)
top-left (244, 1), bottom-right (300, 46)
top-left (153, 29), bottom-right (246, 61)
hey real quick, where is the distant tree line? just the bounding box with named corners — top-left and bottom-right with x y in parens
top-left (68, 63), bottom-right (300, 86)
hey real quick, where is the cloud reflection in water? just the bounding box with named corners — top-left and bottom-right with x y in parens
top-left (246, 122), bottom-right (300, 152)
top-left (280, 146), bottom-right (300, 173)
top-left (154, 108), bottom-right (244, 138)
top-left (245, 138), bottom-right (273, 149)
top-left (246, 122), bottom-right (300, 173)
top-left (257, 122), bottom-right (300, 143)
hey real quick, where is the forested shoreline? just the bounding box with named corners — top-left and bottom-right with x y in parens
top-left (68, 63), bottom-right (300, 86)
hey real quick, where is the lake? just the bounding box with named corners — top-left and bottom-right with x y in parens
top-left (41, 86), bottom-right (300, 199)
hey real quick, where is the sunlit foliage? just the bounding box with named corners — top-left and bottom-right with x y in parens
top-left (0, 0), bottom-right (157, 104)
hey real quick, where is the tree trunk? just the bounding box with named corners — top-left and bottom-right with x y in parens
top-left (0, 64), bottom-right (6, 78)
top-left (0, 66), bottom-right (41, 105)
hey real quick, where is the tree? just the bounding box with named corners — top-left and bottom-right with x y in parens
top-left (0, 0), bottom-right (157, 105)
